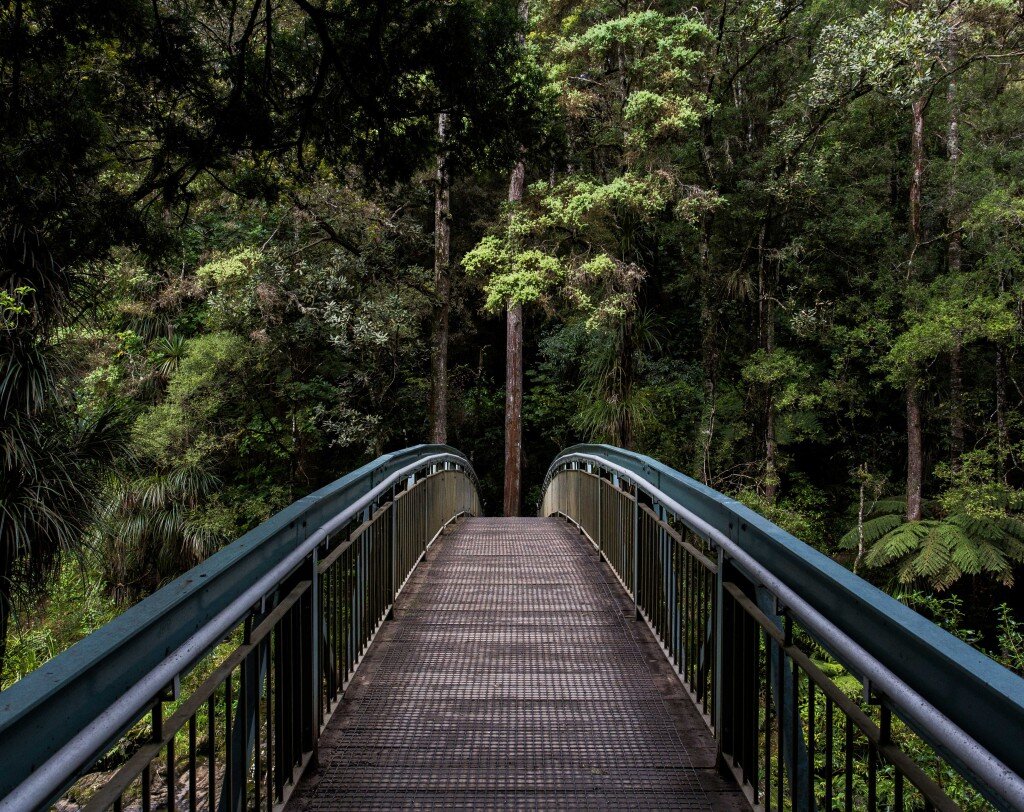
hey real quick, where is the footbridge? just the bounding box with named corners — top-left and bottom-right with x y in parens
top-left (1, 445), bottom-right (1023, 811)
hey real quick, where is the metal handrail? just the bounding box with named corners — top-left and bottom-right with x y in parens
top-left (0, 445), bottom-right (480, 810)
top-left (541, 444), bottom-right (1024, 810)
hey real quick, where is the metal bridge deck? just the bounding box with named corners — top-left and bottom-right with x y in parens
top-left (291, 517), bottom-right (746, 810)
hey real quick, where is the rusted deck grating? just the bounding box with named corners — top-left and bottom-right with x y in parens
top-left (291, 517), bottom-right (745, 810)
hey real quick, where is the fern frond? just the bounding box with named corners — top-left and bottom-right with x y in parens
top-left (948, 514), bottom-right (1002, 543)
top-left (896, 556), bottom-right (919, 585)
top-left (860, 514), bottom-right (901, 544)
top-left (950, 533), bottom-right (982, 575)
top-left (864, 522), bottom-right (927, 567)
top-left (865, 498), bottom-right (907, 517)
top-left (838, 528), bottom-right (859, 549)
top-left (912, 523), bottom-right (957, 579)
top-left (998, 536), bottom-right (1024, 563)
top-left (975, 539), bottom-right (1009, 576)
top-left (840, 513), bottom-right (898, 549)
top-left (991, 515), bottom-right (1024, 544)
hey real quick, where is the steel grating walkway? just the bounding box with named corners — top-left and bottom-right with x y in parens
top-left (290, 517), bottom-right (747, 810)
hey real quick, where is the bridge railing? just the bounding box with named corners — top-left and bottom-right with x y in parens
top-left (0, 445), bottom-right (480, 812)
top-left (541, 444), bottom-right (1024, 812)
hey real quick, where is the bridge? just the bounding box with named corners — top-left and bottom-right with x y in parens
top-left (0, 445), bottom-right (1023, 811)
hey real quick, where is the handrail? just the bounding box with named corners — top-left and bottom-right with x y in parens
top-left (0, 444), bottom-right (479, 810)
top-left (541, 444), bottom-right (1024, 809)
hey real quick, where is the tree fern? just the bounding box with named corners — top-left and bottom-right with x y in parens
top-left (851, 498), bottom-right (1024, 590)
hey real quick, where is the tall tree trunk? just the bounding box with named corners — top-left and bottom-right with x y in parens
top-left (501, 0), bottom-right (529, 515)
top-left (697, 214), bottom-right (717, 485)
top-left (504, 300), bottom-right (523, 516)
top-left (905, 95), bottom-right (927, 521)
top-left (757, 220), bottom-right (778, 502)
top-left (854, 465), bottom-right (868, 575)
top-left (765, 400), bottom-right (778, 501)
top-left (430, 113), bottom-right (451, 444)
top-left (996, 343), bottom-right (1009, 480)
top-left (10, 0), bottom-right (23, 125)
top-left (503, 155), bottom-right (526, 516)
top-left (906, 383), bottom-right (924, 521)
top-left (947, 43), bottom-right (965, 469)
top-left (950, 339), bottom-right (964, 466)
top-left (908, 96), bottom-right (926, 267)
top-left (619, 314), bottom-right (635, 450)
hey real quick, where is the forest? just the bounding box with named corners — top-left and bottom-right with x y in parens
top-left (2, 0), bottom-right (1024, 692)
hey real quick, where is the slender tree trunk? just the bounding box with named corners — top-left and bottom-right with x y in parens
top-left (0, 569), bottom-right (10, 676)
top-left (906, 383), bottom-right (924, 521)
top-left (765, 401), bottom-right (778, 501)
top-left (946, 46), bottom-right (965, 469)
top-left (950, 338), bottom-right (964, 465)
top-left (905, 95), bottom-right (927, 521)
top-left (757, 220), bottom-right (779, 502)
top-left (619, 314), bottom-right (635, 450)
top-left (10, 0), bottom-right (23, 125)
top-left (504, 303), bottom-right (524, 516)
top-left (697, 214), bottom-right (718, 485)
top-left (430, 113), bottom-right (451, 444)
top-left (996, 342), bottom-right (1009, 479)
top-left (854, 467), bottom-right (867, 575)
top-left (503, 155), bottom-right (526, 516)
top-left (908, 96), bottom-right (926, 267)
top-left (501, 1), bottom-right (530, 515)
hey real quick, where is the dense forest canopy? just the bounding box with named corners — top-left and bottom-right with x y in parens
top-left (2, 0), bottom-right (1024, 690)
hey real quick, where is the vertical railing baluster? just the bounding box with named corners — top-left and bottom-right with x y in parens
top-left (777, 633), bottom-right (784, 811)
top-left (825, 695), bottom-right (833, 812)
top-left (208, 694), bottom-right (217, 810)
top-left (268, 628), bottom-right (276, 809)
top-left (225, 672), bottom-right (233, 811)
top-left (390, 487), bottom-right (398, 618)
top-left (188, 714), bottom-right (197, 812)
top-left (844, 713), bottom-right (853, 811)
top-left (632, 484), bottom-right (640, 620)
top-left (764, 627), bottom-right (771, 811)
top-left (807, 679), bottom-right (815, 810)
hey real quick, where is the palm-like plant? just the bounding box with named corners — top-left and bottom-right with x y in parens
top-left (574, 310), bottom-right (661, 448)
top-left (150, 334), bottom-right (188, 379)
top-left (0, 404), bottom-right (129, 668)
top-left (840, 498), bottom-right (1024, 591)
top-left (97, 463), bottom-right (223, 602)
